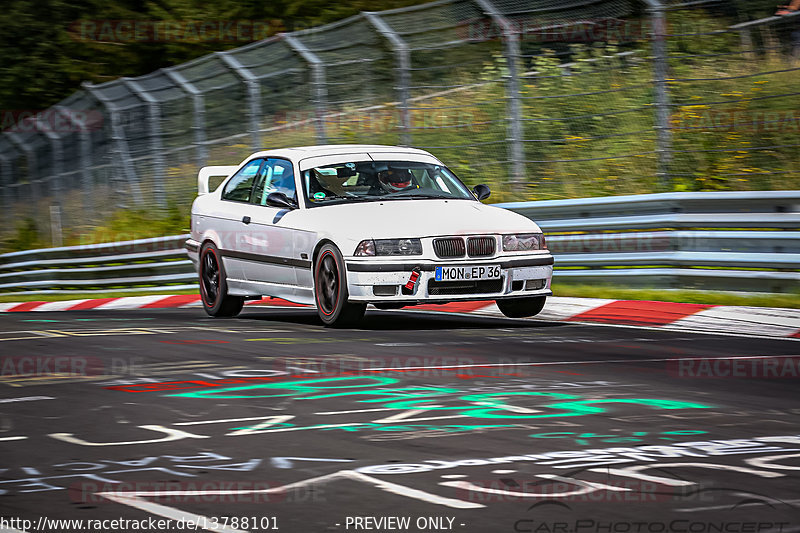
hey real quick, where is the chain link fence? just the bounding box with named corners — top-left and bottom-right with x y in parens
top-left (2, 0), bottom-right (799, 247)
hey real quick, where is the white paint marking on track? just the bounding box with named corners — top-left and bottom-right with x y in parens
top-left (588, 319), bottom-right (800, 342)
top-left (670, 306), bottom-right (800, 337)
top-left (174, 415), bottom-right (292, 426)
top-left (270, 457), bottom-right (355, 469)
top-left (0, 436), bottom-right (27, 442)
top-left (97, 493), bottom-right (246, 533)
top-left (30, 300), bottom-right (90, 312)
top-left (315, 408), bottom-right (395, 415)
top-left (93, 295), bottom-right (172, 310)
top-left (503, 297), bottom-right (619, 321)
top-left (99, 469), bottom-right (483, 526)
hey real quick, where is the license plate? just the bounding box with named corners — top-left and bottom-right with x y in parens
top-left (435, 265), bottom-right (501, 281)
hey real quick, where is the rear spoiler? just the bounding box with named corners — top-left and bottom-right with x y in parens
top-left (197, 166), bottom-right (238, 195)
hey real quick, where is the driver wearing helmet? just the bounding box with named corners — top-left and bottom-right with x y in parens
top-left (377, 167), bottom-right (415, 193)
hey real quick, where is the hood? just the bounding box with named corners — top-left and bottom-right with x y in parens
top-left (288, 199), bottom-right (542, 239)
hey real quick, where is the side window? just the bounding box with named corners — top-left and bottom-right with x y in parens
top-left (222, 159), bottom-right (264, 202)
top-left (252, 158), bottom-right (296, 206)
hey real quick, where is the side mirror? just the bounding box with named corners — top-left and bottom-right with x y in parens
top-left (472, 184), bottom-right (491, 201)
top-left (266, 192), bottom-right (297, 209)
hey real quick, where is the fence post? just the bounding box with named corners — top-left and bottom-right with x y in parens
top-left (163, 68), bottom-right (208, 168)
top-left (54, 105), bottom-right (94, 220)
top-left (123, 79), bottom-right (167, 207)
top-left (5, 131), bottom-right (43, 231)
top-left (643, 0), bottom-right (672, 190)
top-left (217, 51), bottom-right (263, 152)
top-left (283, 34), bottom-right (328, 144)
top-left (363, 12), bottom-right (412, 147)
top-left (82, 82), bottom-right (144, 206)
top-left (37, 117), bottom-right (65, 246)
top-left (474, 0), bottom-right (526, 192)
top-left (0, 152), bottom-right (12, 217)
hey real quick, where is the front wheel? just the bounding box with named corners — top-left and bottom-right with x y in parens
top-left (496, 296), bottom-right (546, 318)
top-left (199, 242), bottom-right (244, 318)
top-left (314, 244), bottom-right (366, 327)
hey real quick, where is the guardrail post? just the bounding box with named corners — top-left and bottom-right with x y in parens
top-left (643, 0), bottom-right (672, 190)
top-left (83, 82), bottom-right (144, 206)
top-left (123, 79), bottom-right (168, 207)
top-left (363, 12), bottom-right (412, 147)
top-left (473, 0), bottom-right (526, 192)
top-left (217, 52), bottom-right (263, 152)
top-left (283, 34), bottom-right (328, 144)
top-left (162, 68), bottom-right (208, 168)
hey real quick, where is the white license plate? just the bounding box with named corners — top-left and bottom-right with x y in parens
top-left (435, 265), bottom-right (501, 281)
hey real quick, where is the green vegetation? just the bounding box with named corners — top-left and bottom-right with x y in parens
top-left (0, 0), bottom-right (428, 112)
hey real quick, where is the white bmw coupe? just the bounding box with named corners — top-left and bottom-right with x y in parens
top-left (186, 145), bottom-right (553, 326)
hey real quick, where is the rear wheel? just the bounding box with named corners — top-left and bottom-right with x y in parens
top-left (496, 296), bottom-right (546, 318)
top-left (199, 242), bottom-right (244, 318)
top-left (314, 244), bottom-right (366, 327)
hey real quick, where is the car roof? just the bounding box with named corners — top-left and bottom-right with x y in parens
top-left (246, 144), bottom-right (436, 161)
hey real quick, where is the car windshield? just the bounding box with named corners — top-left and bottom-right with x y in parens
top-left (302, 160), bottom-right (475, 206)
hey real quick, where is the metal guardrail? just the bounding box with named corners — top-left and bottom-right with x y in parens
top-left (498, 191), bottom-right (800, 292)
top-left (1, 192), bottom-right (798, 295)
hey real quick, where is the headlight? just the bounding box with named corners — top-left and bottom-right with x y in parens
top-left (502, 233), bottom-right (545, 251)
top-left (354, 239), bottom-right (422, 256)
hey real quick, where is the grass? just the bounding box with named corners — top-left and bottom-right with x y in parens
top-left (553, 284), bottom-right (800, 309)
top-left (2, 285), bottom-right (799, 309)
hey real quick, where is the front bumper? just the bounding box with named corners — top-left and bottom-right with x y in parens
top-left (344, 253), bottom-right (554, 303)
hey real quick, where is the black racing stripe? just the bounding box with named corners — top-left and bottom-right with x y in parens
top-left (221, 249), bottom-right (312, 269)
top-left (346, 263), bottom-right (436, 273)
top-left (500, 256), bottom-right (555, 268)
top-left (346, 255), bottom-right (554, 273)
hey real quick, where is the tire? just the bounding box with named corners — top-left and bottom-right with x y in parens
top-left (314, 244), bottom-right (366, 327)
top-left (496, 296), bottom-right (547, 318)
top-left (199, 242), bottom-right (244, 318)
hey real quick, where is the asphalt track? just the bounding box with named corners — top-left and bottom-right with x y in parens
top-left (1, 307), bottom-right (799, 533)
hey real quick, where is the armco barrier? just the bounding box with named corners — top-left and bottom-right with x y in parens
top-left (1, 191), bottom-right (799, 295)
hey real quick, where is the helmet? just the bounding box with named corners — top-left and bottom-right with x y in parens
top-left (377, 168), bottom-right (413, 192)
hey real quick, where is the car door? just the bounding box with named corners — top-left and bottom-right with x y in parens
top-left (207, 158), bottom-right (266, 281)
top-left (238, 158), bottom-right (300, 286)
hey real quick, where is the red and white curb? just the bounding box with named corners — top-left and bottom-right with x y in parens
top-left (1, 295), bottom-right (799, 338)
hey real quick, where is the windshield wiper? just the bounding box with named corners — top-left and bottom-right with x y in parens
top-left (313, 194), bottom-right (377, 203)
top-left (384, 193), bottom-right (453, 200)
